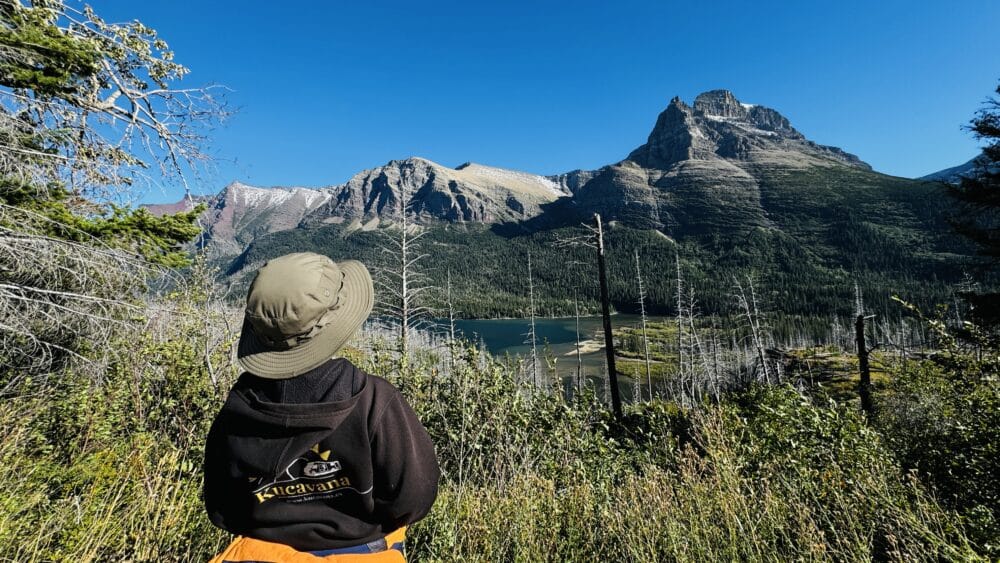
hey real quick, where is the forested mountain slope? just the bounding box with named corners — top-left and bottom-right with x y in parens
top-left (151, 90), bottom-right (977, 316)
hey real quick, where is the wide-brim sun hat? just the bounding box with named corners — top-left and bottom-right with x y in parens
top-left (236, 252), bottom-right (374, 379)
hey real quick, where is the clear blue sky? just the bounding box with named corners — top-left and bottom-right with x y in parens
top-left (94, 0), bottom-right (1000, 204)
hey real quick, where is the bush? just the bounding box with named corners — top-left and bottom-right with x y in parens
top-left (0, 276), bottom-right (236, 562)
top-left (408, 385), bottom-right (979, 562)
top-left (0, 291), bottom-right (990, 561)
top-left (876, 360), bottom-right (1000, 555)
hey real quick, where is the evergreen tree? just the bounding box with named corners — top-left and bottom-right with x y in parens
top-left (949, 80), bottom-right (1000, 325)
top-left (0, 0), bottom-right (225, 376)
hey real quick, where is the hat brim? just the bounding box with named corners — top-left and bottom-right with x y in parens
top-left (236, 260), bottom-right (374, 379)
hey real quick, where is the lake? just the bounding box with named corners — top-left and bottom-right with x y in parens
top-left (440, 314), bottom-right (666, 385)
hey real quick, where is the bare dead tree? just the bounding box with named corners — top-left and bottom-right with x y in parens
top-left (854, 281), bottom-right (865, 319)
top-left (0, 205), bottom-right (169, 383)
top-left (733, 274), bottom-right (772, 384)
top-left (685, 287), bottom-right (717, 405)
top-left (854, 282), bottom-right (877, 419)
top-left (0, 1), bottom-right (230, 201)
top-left (376, 184), bottom-right (434, 369)
top-left (594, 215), bottom-right (623, 420)
top-left (445, 268), bottom-right (458, 373)
top-left (856, 313), bottom-right (876, 420)
top-left (0, 205), bottom-right (147, 382)
top-left (573, 290), bottom-right (583, 395)
top-left (555, 215), bottom-right (622, 417)
top-left (675, 252), bottom-right (686, 401)
top-left (525, 251), bottom-right (540, 387)
top-left (554, 222), bottom-right (611, 402)
top-left (634, 250), bottom-right (652, 402)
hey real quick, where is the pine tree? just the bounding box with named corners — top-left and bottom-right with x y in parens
top-left (948, 80), bottom-right (1000, 325)
top-left (0, 1), bottom-right (225, 375)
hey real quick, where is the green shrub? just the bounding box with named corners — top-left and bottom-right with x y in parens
top-left (0, 290), bottom-right (990, 561)
top-left (407, 385), bottom-right (980, 562)
top-left (876, 360), bottom-right (1000, 555)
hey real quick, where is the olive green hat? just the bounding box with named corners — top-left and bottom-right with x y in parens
top-left (236, 252), bottom-right (374, 379)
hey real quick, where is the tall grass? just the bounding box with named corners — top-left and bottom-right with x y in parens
top-left (0, 289), bottom-right (990, 561)
top-left (0, 406), bottom-right (227, 561)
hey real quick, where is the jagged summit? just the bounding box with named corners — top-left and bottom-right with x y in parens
top-left (627, 89), bottom-right (862, 170)
top-left (559, 90), bottom-right (876, 232)
top-left (693, 90), bottom-right (751, 119)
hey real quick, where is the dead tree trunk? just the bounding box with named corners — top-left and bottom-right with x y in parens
top-left (856, 314), bottom-right (874, 420)
top-left (635, 251), bottom-right (653, 402)
top-left (675, 253), bottom-right (685, 403)
top-left (595, 214), bottom-right (623, 421)
top-left (527, 251), bottom-right (539, 388)
top-left (399, 212), bottom-right (409, 364)
top-left (446, 268), bottom-right (457, 374)
top-left (574, 290), bottom-right (583, 395)
top-left (377, 183), bottom-right (432, 376)
top-left (735, 275), bottom-right (770, 385)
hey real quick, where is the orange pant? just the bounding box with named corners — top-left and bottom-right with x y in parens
top-left (209, 528), bottom-right (406, 563)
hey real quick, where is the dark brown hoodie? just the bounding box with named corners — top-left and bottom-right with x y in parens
top-left (203, 358), bottom-right (439, 551)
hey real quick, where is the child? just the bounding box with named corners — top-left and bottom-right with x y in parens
top-left (204, 252), bottom-right (439, 562)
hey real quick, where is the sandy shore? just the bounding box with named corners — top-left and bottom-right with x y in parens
top-left (562, 338), bottom-right (604, 356)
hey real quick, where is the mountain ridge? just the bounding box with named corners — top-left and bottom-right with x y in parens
top-left (149, 89), bottom-right (882, 252)
top-left (920, 155), bottom-right (988, 184)
top-left (150, 90), bottom-right (967, 314)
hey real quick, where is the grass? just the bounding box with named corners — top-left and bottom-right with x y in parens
top-left (0, 290), bottom-right (994, 561)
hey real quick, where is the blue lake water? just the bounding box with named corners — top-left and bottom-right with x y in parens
top-left (444, 314), bottom-right (661, 376)
top-left (422, 314), bottom-right (671, 402)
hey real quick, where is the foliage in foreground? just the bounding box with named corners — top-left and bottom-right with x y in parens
top-left (0, 0), bottom-right (223, 379)
top-left (873, 301), bottom-right (1000, 554)
top-left (0, 289), bottom-right (995, 561)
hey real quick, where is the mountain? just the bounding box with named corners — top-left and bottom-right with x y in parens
top-left (300, 157), bottom-right (568, 227)
top-left (147, 182), bottom-right (336, 257)
top-left (148, 158), bottom-right (568, 256)
top-left (549, 90), bottom-right (873, 232)
top-left (151, 90), bottom-right (879, 250)
top-left (920, 156), bottom-right (985, 184)
top-left (151, 90), bottom-right (978, 317)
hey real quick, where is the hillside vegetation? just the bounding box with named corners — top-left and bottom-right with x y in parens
top-left (1, 275), bottom-right (996, 561)
top-left (228, 177), bottom-right (972, 320)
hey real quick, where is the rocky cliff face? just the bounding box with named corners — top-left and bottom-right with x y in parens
top-left (566, 89), bottom-right (871, 232)
top-left (148, 159), bottom-right (568, 255)
top-left (149, 89), bottom-right (884, 254)
top-left (625, 90), bottom-right (866, 169)
top-left (304, 157), bottom-right (567, 227)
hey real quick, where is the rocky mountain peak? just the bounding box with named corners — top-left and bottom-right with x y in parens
top-left (693, 89), bottom-right (748, 119)
top-left (627, 95), bottom-right (710, 169)
top-left (298, 157), bottom-right (569, 227)
top-left (626, 90), bottom-right (861, 170)
top-left (690, 90), bottom-right (800, 137)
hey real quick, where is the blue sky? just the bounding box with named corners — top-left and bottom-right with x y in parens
top-left (94, 0), bottom-right (1000, 204)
